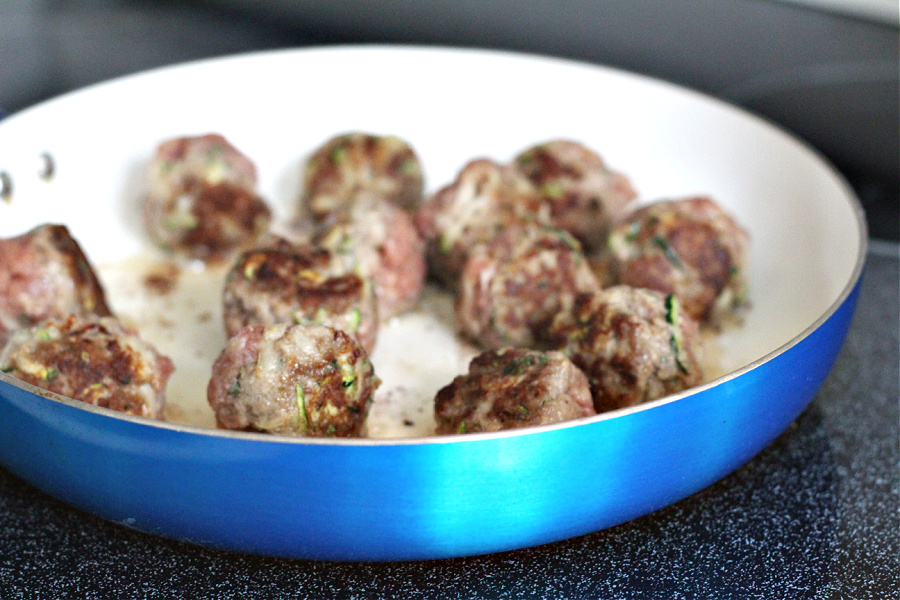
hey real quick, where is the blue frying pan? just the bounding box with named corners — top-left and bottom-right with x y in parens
top-left (0, 46), bottom-right (866, 560)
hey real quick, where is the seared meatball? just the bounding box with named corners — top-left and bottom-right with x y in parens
top-left (144, 133), bottom-right (272, 261)
top-left (222, 242), bottom-right (378, 353)
top-left (434, 348), bottom-right (595, 434)
top-left (302, 132), bottom-right (425, 219)
top-left (0, 315), bottom-right (173, 419)
top-left (0, 224), bottom-right (112, 347)
top-left (606, 196), bottom-right (750, 322)
top-left (414, 158), bottom-right (551, 287)
top-left (514, 140), bottom-right (638, 249)
top-left (207, 323), bottom-right (378, 437)
top-left (314, 195), bottom-right (426, 321)
top-left (456, 225), bottom-right (599, 349)
top-left (547, 286), bottom-right (703, 413)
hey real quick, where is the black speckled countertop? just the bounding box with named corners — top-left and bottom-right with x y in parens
top-left (0, 243), bottom-right (897, 600)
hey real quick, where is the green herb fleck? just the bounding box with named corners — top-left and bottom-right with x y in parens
top-left (329, 146), bottom-right (347, 164)
top-left (664, 294), bottom-right (679, 326)
top-left (294, 384), bottom-right (308, 432)
top-left (540, 181), bottom-right (565, 199)
top-left (624, 221), bottom-right (641, 242)
top-left (654, 235), bottom-right (681, 268)
top-left (348, 308), bottom-right (362, 333)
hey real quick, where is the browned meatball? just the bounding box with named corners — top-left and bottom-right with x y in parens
top-left (144, 133), bottom-right (272, 261)
top-left (414, 158), bottom-right (552, 287)
top-left (0, 315), bottom-right (174, 419)
top-left (222, 242), bottom-right (378, 353)
top-left (302, 132), bottom-right (425, 219)
top-left (434, 348), bottom-right (596, 434)
top-left (313, 195), bottom-right (426, 321)
top-left (0, 224), bottom-right (112, 347)
top-left (547, 286), bottom-right (703, 414)
top-left (606, 196), bottom-right (750, 322)
top-left (207, 323), bottom-right (379, 437)
top-left (455, 225), bottom-right (600, 350)
top-left (514, 140), bottom-right (638, 249)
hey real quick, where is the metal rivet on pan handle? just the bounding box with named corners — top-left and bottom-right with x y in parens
top-left (38, 152), bottom-right (55, 181)
top-left (0, 171), bottom-right (11, 203)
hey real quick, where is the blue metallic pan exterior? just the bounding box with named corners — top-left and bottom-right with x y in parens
top-left (0, 276), bottom-right (862, 561)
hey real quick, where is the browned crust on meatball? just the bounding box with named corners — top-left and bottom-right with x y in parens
top-left (0, 315), bottom-right (173, 419)
top-left (434, 348), bottom-right (596, 434)
top-left (547, 286), bottom-right (703, 413)
top-left (302, 132), bottom-right (425, 219)
top-left (207, 323), bottom-right (379, 437)
top-left (222, 244), bottom-right (378, 353)
top-left (606, 196), bottom-right (750, 322)
top-left (0, 224), bottom-right (112, 347)
top-left (514, 140), bottom-right (638, 249)
top-left (455, 225), bottom-right (600, 349)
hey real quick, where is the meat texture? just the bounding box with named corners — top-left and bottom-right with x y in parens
top-left (144, 133), bottom-right (272, 261)
top-left (434, 347), bottom-right (596, 434)
top-left (0, 314), bottom-right (173, 419)
top-left (414, 158), bottom-right (552, 287)
top-left (301, 132), bottom-right (425, 219)
top-left (313, 195), bottom-right (426, 321)
top-left (547, 286), bottom-right (703, 413)
top-left (455, 225), bottom-right (599, 349)
top-left (207, 323), bottom-right (379, 437)
top-left (222, 241), bottom-right (378, 353)
top-left (514, 140), bottom-right (638, 249)
top-left (606, 196), bottom-right (750, 322)
top-left (0, 224), bottom-right (112, 348)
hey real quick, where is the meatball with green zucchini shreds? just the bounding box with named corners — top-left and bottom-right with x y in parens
top-left (0, 314), bottom-right (174, 419)
top-left (546, 286), bottom-right (703, 414)
top-left (222, 241), bottom-right (378, 353)
top-left (606, 196), bottom-right (750, 324)
top-left (207, 323), bottom-right (379, 437)
top-left (313, 194), bottom-right (426, 321)
top-left (0, 223), bottom-right (112, 348)
top-left (513, 139), bottom-right (638, 250)
top-left (414, 158), bottom-right (553, 288)
top-left (302, 132), bottom-right (425, 220)
top-left (144, 133), bottom-right (272, 262)
top-left (455, 225), bottom-right (600, 350)
top-left (434, 348), bottom-right (596, 435)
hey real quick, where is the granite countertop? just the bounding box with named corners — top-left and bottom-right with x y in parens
top-left (0, 243), bottom-right (897, 600)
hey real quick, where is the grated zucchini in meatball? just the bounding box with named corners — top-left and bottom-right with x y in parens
top-left (0, 224), bottom-right (112, 348)
top-left (455, 225), bottom-right (599, 350)
top-left (434, 348), bottom-right (595, 434)
top-left (301, 132), bottom-right (425, 219)
top-left (0, 314), bottom-right (173, 419)
top-left (546, 286), bottom-right (703, 414)
top-left (606, 196), bottom-right (750, 323)
top-left (313, 195), bottom-right (426, 321)
top-left (207, 323), bottom-right (379, 437)
top-left (144, 133), bottom-right (272, 261)
top-left (514, 140), bottom-right (638, 249)
top-left (414, 158), bottom-right (552, 287)
top-left (222, 241), bottom-right (378, 353)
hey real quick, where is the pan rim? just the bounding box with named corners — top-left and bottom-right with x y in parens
top-left (0, 43), bottom-right (869, 447)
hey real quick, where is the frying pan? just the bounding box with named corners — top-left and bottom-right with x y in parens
top-left (0, 46), bottom-right (866, 561)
